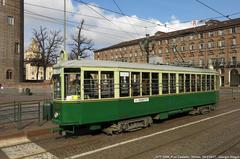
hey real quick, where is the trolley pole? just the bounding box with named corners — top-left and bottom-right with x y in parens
top-left (64, 0), bottom-right (67, 51)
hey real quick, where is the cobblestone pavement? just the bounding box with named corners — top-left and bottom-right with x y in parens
top-left (0, 96), bottom-right (239, 159)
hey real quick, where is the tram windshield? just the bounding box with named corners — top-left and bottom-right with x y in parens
top-left (53, 74), bottom-right (61, 99)
top-left (64, 68), bottom-right (81, 100)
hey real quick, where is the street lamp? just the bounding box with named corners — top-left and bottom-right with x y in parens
top-left (139, 34), bottom-right (153, 63)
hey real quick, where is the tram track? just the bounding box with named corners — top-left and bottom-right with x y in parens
top-left (202, 134), bottom-right (240, 157)
top-left (122, 112), bottom-right (240, 159)
top-left (22, 103), bottom-right (240, 159)
top-left (3, 97), bottom-right (237, 159)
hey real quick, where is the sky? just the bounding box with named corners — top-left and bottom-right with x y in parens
top-left (24, 0), bottom-right (240, 54)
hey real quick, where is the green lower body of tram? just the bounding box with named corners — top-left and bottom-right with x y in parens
top-left (52, 91), bottom-right (219, 134)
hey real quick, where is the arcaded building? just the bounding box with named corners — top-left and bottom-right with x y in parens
top-left (94, 18), bottom-right (240, 87)
top-left (0, 0), bottom-right (24, 84)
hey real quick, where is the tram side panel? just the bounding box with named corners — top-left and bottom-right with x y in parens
top-left (53, 91), bottom-right (218, 126)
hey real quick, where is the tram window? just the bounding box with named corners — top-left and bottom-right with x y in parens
top-left (84, 71), bottom-right (99, 99)
top-left (191, 74), bottom-right (196, 92)
top-left (53, 74), bottom-right (61, 99)
top-left (211, 75), bottom-right (214, 90)
top-left (185, 74), bottom-right (190, 92)
top-left (131, 72), bottom-right (140, 96)
top-left (170, 73), bottom-right (176, 94)
top-left (64, 73), bottom-right (80, 99)
top-left (197, 75), bottom-right (201, 91)
top-left (207, 75), bottom-right (211, 91)
top-left (202, 75), bottom-right (206, 91)
top-left (152, 73), bottom-right (159, 95)
top-left (101, 71), bottom-right (114, 98)
top-left (162, 73), bottom-right (169, 94)
top-left (179, 74), bottom-right (184, 93)
top-left (142, 73), bottom-right (150, 96)
top-left (216, 75), bottom-right (220, 89)
top-left (64, 68), bottom-right (80, 73)
top-left (120, 72), bottom-right (130, 97)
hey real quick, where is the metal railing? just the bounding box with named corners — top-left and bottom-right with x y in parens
top-left (219, 87), bottom-right (240, 99)
top-left (0, 99), bottom-right (51, 130)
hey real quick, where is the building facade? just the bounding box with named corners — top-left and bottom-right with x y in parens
top-left (94, 18), bottom-right (240, 87)
top-left (0, 0), bottom-right (24, 84)
top-left (24, 40), bottom-right (53, 81)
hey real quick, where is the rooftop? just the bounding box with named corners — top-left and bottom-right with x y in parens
top-left (54, 59), bottom-right (217, 74)
top-left (94, 18), bottom-right (240, 53)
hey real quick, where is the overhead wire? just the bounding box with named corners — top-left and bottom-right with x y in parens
top-left (195, 0), bottom-right (231, 20)
top-left (24, 10), bottom-right (128, 41)
top-left (112, 0), bottom-right (141, 36)
top-left (75, 0), bottom-right (138, 39)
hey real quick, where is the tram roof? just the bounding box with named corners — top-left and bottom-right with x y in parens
top-left (54, 60), bottom-right (217, 73)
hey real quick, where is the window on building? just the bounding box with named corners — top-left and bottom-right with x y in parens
top-left (218, 30), bottom-right (224, 36)
top-left (7, 16), bottom-right (14, 25)
top-left (162, 73), bottom-right (169, 94)
top-left (231, 56), bottom-right (237, 65)
top-left (142, 73), bottom-right (150, 96)
top-left (189, 35), bottom-right (194, 40)
top-left (198, 33), bottom-right (204, 39)
top-left (230, 27), bottom-right (236, 34)
top-left (189, 44), bottom-right (195, 51)
top-left (166, 48), bottom-right (169, 54)
top-left (120, 72), bottom-right (129, 97)
top-left (185, 74), bottom-right (190, 92)
top-left (232, 38), bottom-right (236, 46)
top-left (179, 74), bottom-right (184, 93)
top-left (191, 74), bottom-right (196, 92)
top-left (170, 74), bottom-right (176, 93)
top-left (218, 40), bottom-right (225, 48)
top-left (180, 45), bottom-right (185, 52)
top-left (197, 75), bottom-right (201, 91)
top-left (199, 43), bottom-right (205, 50)
top-left (152, 73), bottom-right (159, 95)
top-left (165, 39), bottom-right (169, 44)
top-left (208, 32), bottom-right (214, 37)
top-left (101, 71), bottom-right (114, 98)
top-left (172, 38), bottom-right (177, 43)
top-left (131, 72), bottom-right (140, 96)
top-left (6, 69), bottom-right (13, 79)
top-left (208, 41), bottom-right (214, 49)
top-left (84, 71), bottom-right (99, 99)
top-left (1, 0), bottom-right (6, 5)
top-left (15, 42), bottom-right (20, 54)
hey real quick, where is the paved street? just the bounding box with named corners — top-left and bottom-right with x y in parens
top-left (0, 95), bottom-right (239, 159)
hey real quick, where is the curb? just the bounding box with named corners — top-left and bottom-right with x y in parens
top-left (0, 126), bottom-right (57, 140)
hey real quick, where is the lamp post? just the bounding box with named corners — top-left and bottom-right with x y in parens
top-left (139, 34), bottom-right (152, 63)
top-left (64, 0), bottom-right (67, 51)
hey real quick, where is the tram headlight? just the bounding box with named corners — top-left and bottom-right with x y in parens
top-left (54, 112), bottom-right (59, 118)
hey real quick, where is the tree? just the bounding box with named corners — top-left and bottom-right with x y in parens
top-left (32, 26), bottom-right (63, 80)
top-left (69, 20), bottom-right (94, 60)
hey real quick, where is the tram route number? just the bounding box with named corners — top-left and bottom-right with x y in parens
top-left (134, 97), bottom-right (149, 103)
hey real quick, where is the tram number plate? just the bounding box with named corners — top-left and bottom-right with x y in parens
top-left (134, 98), bottom-right (149, 103)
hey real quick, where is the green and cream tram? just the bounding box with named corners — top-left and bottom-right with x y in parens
top-left (52, 55), bottom-right (219, 135)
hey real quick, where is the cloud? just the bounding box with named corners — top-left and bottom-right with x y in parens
top-left (24, 0), bottom-right (199, 52)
